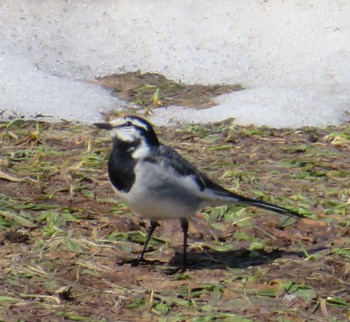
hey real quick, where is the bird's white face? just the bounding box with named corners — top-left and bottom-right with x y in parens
top-left (94, 115), bottom-right (160, 158)
top-left (108, 116), bottom-right (150, 143)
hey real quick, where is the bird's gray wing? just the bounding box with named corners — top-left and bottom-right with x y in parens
top-left (145, 144), bottom-right (303, 219)
top-left (144, 144), bottom-right (229, 193)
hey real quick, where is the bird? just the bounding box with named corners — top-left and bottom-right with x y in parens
top-left (94, 115), bottom-right (304, 274)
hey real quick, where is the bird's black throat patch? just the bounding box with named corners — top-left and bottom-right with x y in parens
top-left (108, 138), bottom-right (139, 192)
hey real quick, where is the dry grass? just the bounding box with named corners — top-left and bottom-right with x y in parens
top-left (0, 118), bottom-right (349, 321)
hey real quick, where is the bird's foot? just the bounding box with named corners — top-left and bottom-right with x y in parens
top-left (164, 265), bottom-right (187, 275)
top-left (116, 257), bottom-right (144, 267)
top-left (117, 257), bottom-right (163, 268)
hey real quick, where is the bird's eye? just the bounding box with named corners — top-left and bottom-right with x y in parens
top-left (125, 121), bottom-right (133, 127)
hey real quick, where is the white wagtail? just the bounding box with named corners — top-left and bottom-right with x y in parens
top-left (94, 115), bottom-right (303, 273)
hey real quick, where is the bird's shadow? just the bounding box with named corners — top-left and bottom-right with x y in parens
top-left (167, 246), bottom-right (327, 271)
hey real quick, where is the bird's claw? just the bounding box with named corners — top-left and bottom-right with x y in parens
top-left (116, 257), bottom-right (143, 266)
top-left (164, 265), bottom-right (186, 275)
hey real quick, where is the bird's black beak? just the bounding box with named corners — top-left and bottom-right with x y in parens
top-left (93, 123), bottom-right (113, 130)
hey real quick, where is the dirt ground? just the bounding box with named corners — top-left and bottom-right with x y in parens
top-left (0, 74), bottom-right (350, 321)
top-left (92, 71), bottom-right (243, 111)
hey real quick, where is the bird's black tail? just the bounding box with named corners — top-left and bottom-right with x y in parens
top-left (208, 186), bottom-right (303, 219)
top-left (235, 194), bottom-right (303, 219)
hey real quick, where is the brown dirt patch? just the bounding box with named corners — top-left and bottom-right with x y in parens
top-left (0, 119), bottom-right (349, 321)
top-left (91, 71), bottom-right (243, 110)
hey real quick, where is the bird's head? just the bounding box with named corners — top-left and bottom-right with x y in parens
top-left (94, 115), bottom-right (159, 148)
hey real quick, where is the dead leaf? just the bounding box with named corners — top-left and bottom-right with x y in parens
top-left (0, 170), bottom-right (37, 183)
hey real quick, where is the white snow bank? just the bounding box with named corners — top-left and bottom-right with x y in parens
top-left (0, 0), bottom-right (349, 127)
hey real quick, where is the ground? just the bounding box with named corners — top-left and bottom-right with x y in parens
top-left (0, 76), bottom-right (350, 321)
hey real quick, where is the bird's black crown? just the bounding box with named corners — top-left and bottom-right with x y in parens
top-left (94, 115), bottom-right (159, 147)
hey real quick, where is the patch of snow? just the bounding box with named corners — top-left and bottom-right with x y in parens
top-left (0, 50), bottom-right (120, 123)
top-left (0, 1), bottom-right (349, 127)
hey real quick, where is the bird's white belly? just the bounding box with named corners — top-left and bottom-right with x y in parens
top-left (110, 162), bottom-right (202, 220)
top-left (112, 184), bottom-right (196, 220)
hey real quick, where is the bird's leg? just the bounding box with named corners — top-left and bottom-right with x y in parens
top-left (166, 218), bottom-right (188, 275)
top-left (180, 218), bottom-right (188, 270)
top-left (131, 220), bottom-right (159, 266)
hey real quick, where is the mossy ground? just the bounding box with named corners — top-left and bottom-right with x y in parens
top-left (0, 117), bottom-right (349, 321)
